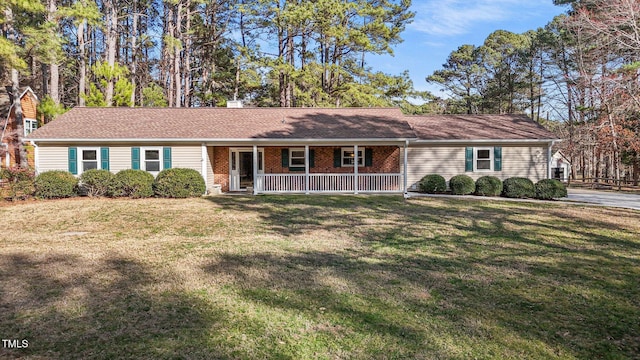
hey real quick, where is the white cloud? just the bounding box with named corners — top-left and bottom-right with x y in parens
top-left (409, 0), bottom-right (550, 36)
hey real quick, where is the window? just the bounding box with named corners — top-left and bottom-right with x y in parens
top-left (342, 147), bottom-right (364, 167)
top-left (24, 119), bottom-right (37, 136)
top-left (81, 148), bottom-right (99, 172)
top-left (475, 148), bottom-right (492, 171)
top-left (289, 148), bottom-right (306, 167)
top-left (466, 147), bottom-right (501, 172)
top-left (143, 148), bottom-right (161, 172)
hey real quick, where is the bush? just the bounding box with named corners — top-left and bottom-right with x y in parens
top-left (80, 169), bottom-right (114, 197)
top-left (418, 174), bottom-right (447, 194)
top-left (535, 179), bottom-right (568, 200)
top-left (111, 169), bottom-right (154, 198)
top-left (35, 170), bottom-right (78, 199)
top-left (502, 177), bottom-right (535, 198)
top-left (153, 168), bottom-right (205, 198)
top-left (0, 167), bottom-right (35, 200)
top-left (449, 174), bottom-right (475, 195)
top-left (475, 176), bottom-right (503, 197)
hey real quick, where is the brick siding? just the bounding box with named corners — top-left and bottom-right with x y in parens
top-left (211, 145), bottom-right (400, 192)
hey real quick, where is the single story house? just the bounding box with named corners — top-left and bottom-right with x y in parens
top-left (26, 107), bottom-right (558, 195)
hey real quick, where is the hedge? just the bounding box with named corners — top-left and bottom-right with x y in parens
top-left (35, 170), bottom-right (78, 199)
top-left (535, 179), bottom-right (568, 200)
top-left (475, 176), bottom-right (503, 197)
top-left (80, 169), bottom-right (114, 197)
top-left (0, 167), bottom-right (35, 200)
top-left (153, 168), bottom-right (206, 198)
top-left (418, 174), bottom-right (447, 194)
top-left (111, 169), bottom-right (154, 198)
top-left (502, 177), bottom-right (535, 198)
top-left (449, 174), bottom-right (475, 195)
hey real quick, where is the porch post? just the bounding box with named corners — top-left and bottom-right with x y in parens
top-left (403, 140), bottom-right (409, 197)
top-left (201, 143), bottom-right (207, 194)
top-left (253, 145), bottom-right (258, 195)
top-left (354, 145), bottom-right (359, 194)
top-left (305, 145), bottom-right (310, 195)
top-left (547, 140), bottom-right (555, 180)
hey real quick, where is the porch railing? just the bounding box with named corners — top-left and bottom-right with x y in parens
top-left (257, 173), bottom-right (403, 194)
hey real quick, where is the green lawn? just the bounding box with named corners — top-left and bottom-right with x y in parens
top-left (0, 196), bottom-right (639, 359)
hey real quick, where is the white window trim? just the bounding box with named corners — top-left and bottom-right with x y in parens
top-left (289, 148), bottom-right (306, 168)
top-left (141, 147), bottom-right (162, 174)
top-left (79, 147), bottom-right (101, 174)
top-left (474, 147), bottom-right (494, 172)
top-left (24, 118), bottom-right (37, 136)
top-left (341, 147), bottom-right (365, 167)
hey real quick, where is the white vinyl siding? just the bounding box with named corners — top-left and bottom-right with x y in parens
top-left (37, 146), bottom-right (68, 172)
top-left (37, 144), bottom-right (205, 176)
top-left (406, 146), bottom-right (465, 189)
top-left (107, 146), bottom-right (203, 173)
top-left (502, 146), bottom-right (548, 182)
top-left (406, 145), bottom-right (548, 190)
top-left (171, 146), bottom-right (202, 170)
top-left (109, 147), bottom-right (131, 172)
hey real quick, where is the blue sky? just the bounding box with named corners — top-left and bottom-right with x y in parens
top-left (368, 0), bottom-right (571, 98)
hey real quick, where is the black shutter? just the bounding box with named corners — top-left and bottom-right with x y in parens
top-left (309, 149), bottom-right (315, 168)
top-left (333, 148), bottom-right (341, 167)
top-left (364, 148), bottom-right (373, 167)
top-left (281, 148), bottom-right (289, 167)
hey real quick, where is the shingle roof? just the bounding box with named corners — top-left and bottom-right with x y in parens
top-left (407, 114), bottom-right (556, 141)
top-left (27, 107), bottom-right (558, 142)
top-left (27, 107), bottom-right (415, 140)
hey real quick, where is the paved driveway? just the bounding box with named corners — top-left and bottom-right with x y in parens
top-left (567, 188), bottom-right (640, 211)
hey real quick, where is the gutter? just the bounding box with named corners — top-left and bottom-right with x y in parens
top-left (26, 137), bottom-right (418, 145)
top-left (411, 138), bottom-right (559, 145)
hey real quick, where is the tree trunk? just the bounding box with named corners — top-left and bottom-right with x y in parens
top-left (174, 1), bottom-right (182, 108)
top-left (105, 0), bottom-right (117, 106)
top-left (11, 69), bottom-right (27, 168)
top-left (183, 0), bottom-right (191, 107)
top-left (286, 28), bottom-right (294, 107)
top-left (48, 0), bottom-right (60, 105)
top-left (130, 11), bottom-right (138, 107)
top-left (78, 20), bottom-right (86, 106)
top-left (4, 8), bottom-right (27, 167)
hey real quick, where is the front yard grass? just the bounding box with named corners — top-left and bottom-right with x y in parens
top-left (1, 196), bottom-right (639, 359)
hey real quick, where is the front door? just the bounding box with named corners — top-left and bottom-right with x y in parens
top-left (230, 148), bottom-right (263, 191)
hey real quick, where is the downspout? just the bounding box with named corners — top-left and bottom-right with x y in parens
top-left (252, 145), bottom-right (258, 195)
top-left (201, 143), bottom-right (207, 195)
top-left (548, 140), bottom-right (555, 180)
top-left (403, 140), bottom-right (409, 198)
top-left (32, 141), bottom-right (39, 175)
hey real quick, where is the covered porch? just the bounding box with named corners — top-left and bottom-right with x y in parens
top-left (209, 143), bottom-right (408, 195)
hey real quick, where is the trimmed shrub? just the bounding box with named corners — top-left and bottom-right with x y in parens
top-left (0, 167), bottom-right (35, 200)
top-left (111, 169), bottom-right (154, 198)
top-left (475, 176), bottom-right (503, 197)
top-left (153, 168), bottom-right (206, 198)
top-left (418, 174), bottom-right (447, 194)
top-left (35, 170), bottom-right (78, 199)
top-left (502, 177), bottom-right (535, 198)
top-left (449, 174), bottom-right (475, 195)
top-left (535, 179), bottom-right (568, 200)
top-left (80, 169), bottom-right (114, 197)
